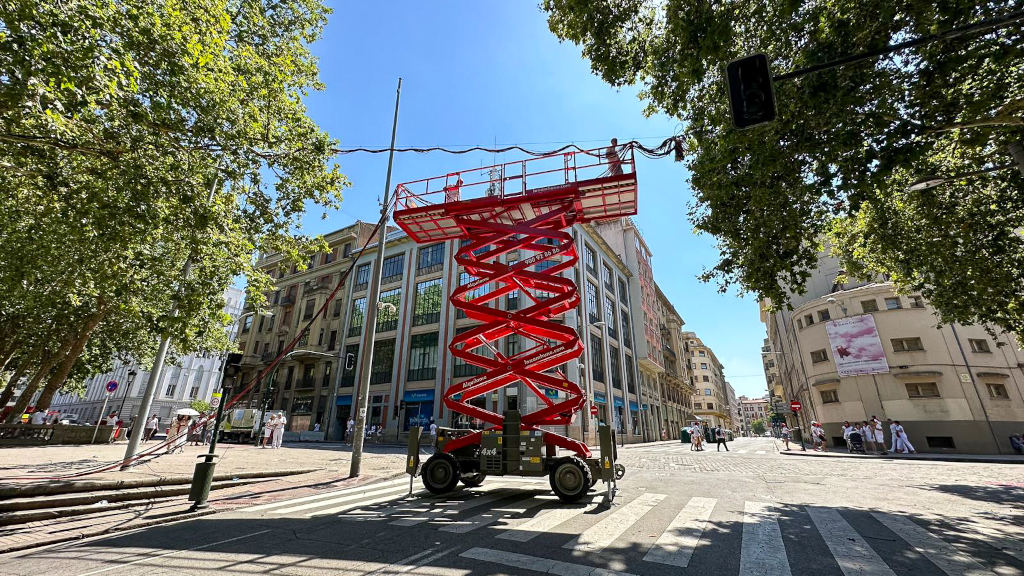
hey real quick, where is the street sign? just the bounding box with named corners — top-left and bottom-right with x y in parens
top-left (211, 392), bottom-right (222, 408)
top-left (789, 400), bottom-right (802, 412)
top-left (105, 380), bottom-right (119, 393)
top-left (590, 404), bottom-right (598, 417)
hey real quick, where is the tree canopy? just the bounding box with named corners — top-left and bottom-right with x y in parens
top-left (543, 1), bottom-right (1024, 333)
top-left (0, 0), bottom-right (346, 419)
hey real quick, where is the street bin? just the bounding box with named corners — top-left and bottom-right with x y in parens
top-left (680, 428), bottom-right (691, 443)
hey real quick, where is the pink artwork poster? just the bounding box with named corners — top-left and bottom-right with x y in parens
top-left (824, 314), bottom-right (890, 377)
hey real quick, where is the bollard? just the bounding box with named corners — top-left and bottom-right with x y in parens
top-left (406, 426), bottom-right (422, 495)
top-left (189, 388), bottom-right (229, 511)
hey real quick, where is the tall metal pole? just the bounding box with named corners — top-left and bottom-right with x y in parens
top-left (91, 392), bottom-right (112, 444)
top-left (350, 78), bottom-right (402, 478)
top-left (122, 168), bottom-right (220, 470)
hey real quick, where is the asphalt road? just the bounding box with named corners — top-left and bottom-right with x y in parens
top-left (3, 437), bottom-right (1022, 576)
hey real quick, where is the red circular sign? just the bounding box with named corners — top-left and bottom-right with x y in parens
top-left (789, 400), bottom-right (802, 412)
top-left (590, 404), bottom-right (598, 416)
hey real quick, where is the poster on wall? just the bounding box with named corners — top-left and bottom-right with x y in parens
top-left (824, 314), bottom-right (889, 377)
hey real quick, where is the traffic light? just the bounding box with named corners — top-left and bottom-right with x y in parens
top-left (726, 53), bottom-right (777, 129)
top-left (345, 352), bottom-right (356, 370)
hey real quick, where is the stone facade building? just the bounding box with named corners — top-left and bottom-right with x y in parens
top-left (685, 332), bottom-right (730, 429)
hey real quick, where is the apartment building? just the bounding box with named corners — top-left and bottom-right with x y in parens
top-left (655, 285), bottom-right (694, 438)
top-left (725, 382), bottom-right (739, 432)
top-left (684, 332), bottom-right (730, 429)
top-left (52, 287), bottom-right (245, 424)
top-left (738, 395), bottom-right (769, 436)
top-left (761, 251), bottom-right (1024, 454)
top-left (234, 221), bottom-right (652, 443)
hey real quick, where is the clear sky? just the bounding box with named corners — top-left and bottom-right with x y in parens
top-left (295, 1), bottom-right (769, 398)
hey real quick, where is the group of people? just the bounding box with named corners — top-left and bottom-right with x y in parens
top-left (841, 417), bottom-right (916, 454)
top-left (260, 413), bottom-right (287, 448)
top-left (687, 423), bottom-right (731, 452)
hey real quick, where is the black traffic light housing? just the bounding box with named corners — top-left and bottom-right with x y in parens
top-left (726, 53), bottom-right (777, 129)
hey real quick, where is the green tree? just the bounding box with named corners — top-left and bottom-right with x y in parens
top-left (0, 0), bottom-right (346, 420)
top-left (190, 399), bottom-right (213, 415)
top-left (751, 419), bottom-right (767, 436)
top-left (543, 1), bottom-right (1024, 333)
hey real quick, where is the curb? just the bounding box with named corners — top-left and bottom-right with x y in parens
top-left (779, 450), bottom-right (1024, 465)
top-left (0, 468), bottom-right (320, 499)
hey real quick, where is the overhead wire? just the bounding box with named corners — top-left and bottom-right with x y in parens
top-left (332, 136), bottom-right (688, 161)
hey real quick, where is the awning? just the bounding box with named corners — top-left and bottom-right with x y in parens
top-left (613, 396), bottom-right (624, 408)
top-left (336, 394), bottom-right (353, 406)
top-left (403, 389), bottom-right (435, 403)
top-left (593, 392), bottom-right (607, 404)
top-left (629, 401), bottom-right (639, 412)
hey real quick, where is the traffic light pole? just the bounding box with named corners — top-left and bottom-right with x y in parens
top-left (350, 78), bottom-right (401, 478)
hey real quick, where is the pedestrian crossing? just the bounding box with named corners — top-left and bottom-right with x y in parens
top-left (243, 478), bottom-right (1014, 575)
top-left (627, 440), bottom-right (777, 455)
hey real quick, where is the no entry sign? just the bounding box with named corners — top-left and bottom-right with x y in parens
top-left (590, 404), bottom-right (598, 416)
top-left (789, 400), bottom-right (802, 412)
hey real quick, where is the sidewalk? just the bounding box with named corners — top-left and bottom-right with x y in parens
top-left (779, 447), bottom-right (1024, 464)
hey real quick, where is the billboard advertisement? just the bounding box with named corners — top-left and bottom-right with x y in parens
top-left (824, 314), bottom-right (889, 377)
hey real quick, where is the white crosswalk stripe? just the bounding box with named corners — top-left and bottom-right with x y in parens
top-left (242, 477), bottom-right (409, 512)
top-left (391, 487), bottom-right (531, 526)
top-left (563, 492), bottom-right (666, 553)
top-left (642, 496), bottom-right (715, 567)
top-left (274, 483), bottom-right (411, 515)
top-left (872, 512), bottom-right (998, 576)
top-left (739, 501), bottom-right (792, 576)
top-left (808, 507), bottom-right (896, 576)
top-left (440, 494), bottom-right (557, 533)
top-left (496, 500), bottom-right (600, 542)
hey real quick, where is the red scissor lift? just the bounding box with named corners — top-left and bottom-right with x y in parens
top-left (393, 145), bottom-right (637, 502)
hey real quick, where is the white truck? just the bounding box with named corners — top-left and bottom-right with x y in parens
top-left (219, 408), bottom-right (287, 443)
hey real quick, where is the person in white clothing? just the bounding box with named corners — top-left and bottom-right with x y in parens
top-left (272, 414), bottom-right (286, 448)
top-left (261, 414), bottom-right (275, 448)
top-left (859, 421), bottom-right (876, 453)
top-left (30, 411), bottom-right (46, 425)
top-left (888, 418), bottom-right (899, 452)
top-left (346, 418), bottom-right (355, 444)
top-left (894, 421), bottom-right (916, 453)
top-left (870, 416), bottom-right (887, 454)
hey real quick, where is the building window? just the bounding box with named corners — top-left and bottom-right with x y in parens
top-left (348, 297), bottom-right (366, 337)
top-left (820, 389), bottom-right (839, 404)
top-left (324, 247), bottom-right (336, 264)
top-left (604, 297), bottom-right (617, 339)
top-left (332, 299), bottom-right (342, 318)
top-left (909, 295), bottom-right (925, 309)
top-left (586, 282), bottom-right (600, 323)
top-left (584, 244), bottom-right (596, 272)
top-left (370, 339), bottom-right (395, 385)
top-left (453, 327), bottom-right (488, 378)
top-left (413, 279), bottom-right (443, 326)
top-left (810, 349), bottom-right (829, 363)
top-left (377, 288), bottom-right (401, 331)
top-left (694, 402), bottom-right (702, 410)
top-left (417, 243), bottom-right (445, 273)
top-left (343, 243), bottom-right (352, 258)
top-left (861, 299), bottom-right (879, 313)
top-left (327, 330), bottom-right (338, 351)
top-left (609, 346), bottom-right (621, 390)
top-left (969, 338), bottom-right (991, 353)
top-left (803, 314), bottom-right (814, 326)
top-left (590, 333), bottom-right (604, 383)
top-left (189, 386), bottom-right (199, 399)
top-left (620, 314), bottom-right (632, 348)
top-left (381, 254), bottom-right (405, 284)
top-left (905, 382), bottom-right (941, 398)
top-left (303, 298), bottom-right (316, 321)
top-left (884, 297), bottom-right (902, 310)
top-left (796, 318), bottom-right (803, 329)
top-left (407, 332), bottom-right (439, 381)
top-left (241, 315), bottom-right (253, 333)
top-left (354, 263), bottom-right (371, 290)
top-left (602, 263), bottom-right (614, 291)
top-left (818, 309), bottom-right (831, 322)
top-left (292, 395), bottom-right (314, 414)
top-left (624, 355), bottom-right (635, 394)
top-left (706, 403), bottom-right (714, 410)
top-left (507, 289), bottom-right (520, 311)
top-left (536, 259), bottom-right (558, 274)
top-left (891, 337), bottom-right (924, 352)
top-left (704, 388), bottom-right (711, 396)
top-left (926, 436), bottom-right (956, 449)
top-left (986, 383), bottom-right (1009, 399)
top-left (702, 375), bottom-right (710, 382)
top-left (321, 362), bottom-right (332, 388)
top-left (505, 333), bottom-right (521, 357)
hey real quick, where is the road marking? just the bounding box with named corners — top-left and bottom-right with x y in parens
top-left (807, 507), bottom-right (896, 576)
top-left (563, 492), bottom-right (666, 552)
top-left (497, 501), bottom-right (600, 542)
top-left (440, 494), bottom-right (556, 533)
top-left (756, 450), bottom-right (767, 454)
top-left (243, 477), bottom-right (408, 511)
top-left (307, 489), bottom-right (420, 517)
top-left (391, 487), bottom-right (523, 526)
top-left (872, 513), bottom-right (997, 576)
top-left (75, 529), bottom-right (272, 576)
top-left (739, 501), bottom-right (792, 576)
top-left (642, 496), bottom-right (716, 567)
top-left (735, 450), bottom-right (748, 454)
top-left (460, 547), bottom-right (636, 576)
top-left (271, 483), bottom-right (411, 514)
top-left (364, 546), bottom-right (458, 576)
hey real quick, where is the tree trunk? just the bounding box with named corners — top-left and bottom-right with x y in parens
top-left (4, 360), bottom-right (57, 423)
top-left (26, 309), bottom-right (108, 415)
top-left (0, 358), bottom-right (32, 409)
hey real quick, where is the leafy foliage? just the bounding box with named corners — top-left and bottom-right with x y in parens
top-left (543, 0), bottom-right (1024, 332)
top-left (190, 399), bottom-right (213, 415)
top-left (751, 419), bottom-right (766, 436)
top-left (0, 0), bottom-right (346, 418)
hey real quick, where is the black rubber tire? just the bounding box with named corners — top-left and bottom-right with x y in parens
top-left (422, 453), bottom-right (461, 494)
top-left (549, 456), bottom-right (592, 503)
top-left (460, 473), bottom-right (486, 487)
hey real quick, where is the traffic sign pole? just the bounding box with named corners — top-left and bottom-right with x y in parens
top-left (91, 391), bottom-right (113, 445)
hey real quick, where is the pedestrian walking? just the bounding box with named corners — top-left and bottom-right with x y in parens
top-left (260, 414), bottom-right (275, 448)
top-left (347, 418), bottom-right (355, 444)
top-left (429, 419), bottom-right (438, 446)
top-left (888, 419), bottom-right (898, 453)
top-left (859, 421), bottom-right (876, 453)
top-left (715, 426), bottom-right (729, 452)
top-left (811, 421), bottom-right (826, 451)
top-left (780, 424), bottom-right (792, 450)
top-left (870, 416), bottom-right (887, 455)
top-left (894, 421), bottom-right (916, 454)
top-left (841, 420), bottom-right (854, 450)
top-left (167, 415), bottom-right (187, 454)
top-left (272, 413), bottom-right (287, 448)
top-left (143, 414), bottom-right (159, 443)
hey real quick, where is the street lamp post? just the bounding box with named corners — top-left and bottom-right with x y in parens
top-left (117, 369), bottom-right (138, 434)
top-left (592, 321), bottom-right (622, 447)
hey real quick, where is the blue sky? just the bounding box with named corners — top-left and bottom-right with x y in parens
top-left (297, 1), bottom-right (768, 398)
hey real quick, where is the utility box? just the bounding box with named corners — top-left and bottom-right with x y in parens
top-left (502, 411), bottom-right (522, 474)
top-left (520, 430), bottom-right (545, 474)
top-left (480, 430), bottom-right (503, 474)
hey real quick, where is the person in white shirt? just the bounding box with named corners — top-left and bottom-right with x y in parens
top-left (894, 421), bottom-right (916, 454)
top-left (859, 421), bottom-right (876, 453)
top-left (144, 415), bottom-right (159, 443)
top-left (30, 411), bottom-right (46, 425)
top-left (347, 418), bottom-right (355, 445)
top-left (888, 419), bottom-right (899, 453)
top-left (272, 414), bottom-right (286, 448)
top-left (871, 416), bottom-right (887, 455)
top-left (261, 414), bottom-right (275, 448)
top-left (780, 424), bottom-right (791, 450)
top-left (429, 420), bottom-right (438, 446)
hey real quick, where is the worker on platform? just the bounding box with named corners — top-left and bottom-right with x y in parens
top-left (605, 138), bottom-right (623, 176)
